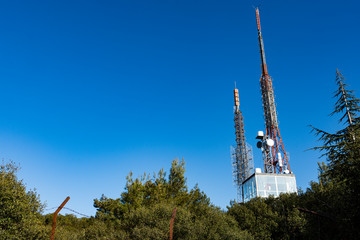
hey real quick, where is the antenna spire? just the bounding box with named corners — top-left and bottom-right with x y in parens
top-left (255, 8), bottom-right (291, 174)
top-left (256, 7), bottom-right (268, 76)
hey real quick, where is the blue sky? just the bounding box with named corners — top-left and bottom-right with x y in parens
top-left (0, 0), bottom-right (359, 216)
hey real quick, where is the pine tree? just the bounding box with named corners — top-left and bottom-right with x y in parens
top-left (312, 69), bottom-right (360, 181)
top-left (310, 69), bottom-right (360, 238)
top-left (332, 69), bottom-right (360, 127)
top-left (0, 161), bottom-right (47, 239)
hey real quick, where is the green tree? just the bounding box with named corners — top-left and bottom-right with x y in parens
top-left (94, 158), bottom-right (208, 216)
top-left (227, 194), bottom-right (307, 240)
top-left (265, 194), bottom-right (306, 239)
top-left (331, 69), bottom-right (360, 127)
top-left (311, 70), bottom-right (360, 183)
top-left (93, 158), bottom-right (253, 239)
top-left (42, 213), bottom-right (129, 240)
top-left (0, 161), bottom-right (47, 239)
top-left (227, 198), bottom-right (278, 240)
top-left (309, 69), bottom-right (360, 238)
top-left (167, 159), bottom-right (187, 199)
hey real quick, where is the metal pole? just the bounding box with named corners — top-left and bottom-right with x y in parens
top-left (169, 208), bottom-right (177, 240)
top-left (50, 196), bottom-right (70, 240)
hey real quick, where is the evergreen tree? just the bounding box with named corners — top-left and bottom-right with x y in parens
top-left (92, 159), bottom-right (252, 239)
top-left (311, 70), bottom-right (360, 182)
top-left (310, 69), bottom-right (360, 238)
top-left (0, 161), bottom-right (47, 239)
top-left (331, 69), bottom-right (360, 127)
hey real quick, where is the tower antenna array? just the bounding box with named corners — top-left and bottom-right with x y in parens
top-left (255, 8), bottom-right (291, 174)
top-left (231, 85), bottom-right (253, 201)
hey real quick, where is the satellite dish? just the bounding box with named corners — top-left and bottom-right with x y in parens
top-left (266, 139), bottom-right (274, 147)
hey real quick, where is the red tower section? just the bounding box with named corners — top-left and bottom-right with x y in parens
top-left (255, 8), bottom-right (291, 174)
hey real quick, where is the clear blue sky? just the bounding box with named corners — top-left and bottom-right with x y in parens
top-left (0, 0), bottom-right (359, 216)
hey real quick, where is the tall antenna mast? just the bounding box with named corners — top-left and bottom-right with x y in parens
top-left (255, 8), bottom-right (291, 174)
top-left (231, 85), bottom-right (253, 202)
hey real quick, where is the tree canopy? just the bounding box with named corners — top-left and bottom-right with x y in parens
top-left (93, 158), bottom-right (252, 239)
top-left (0, 161), bottom-right (47, 239)
top-left (308, 69), bottom-right (360, 238)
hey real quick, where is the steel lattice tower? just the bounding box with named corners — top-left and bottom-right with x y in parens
top-left (255, 8), bottom-right (291, 174)
top-left (231, 86), bottom-right (253, 202)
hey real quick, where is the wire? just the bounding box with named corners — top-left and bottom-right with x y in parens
top-left (62, 207), bottom-right (91, 218)
top-left (44, 206), bottom-right (91, 218)
top-left (44, 207), bottom-right (57, 211)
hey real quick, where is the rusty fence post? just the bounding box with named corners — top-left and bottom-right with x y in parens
top-left (50, 196), bottom-right (70, 240)
top-left (169, 207), bottom-right (177, 240)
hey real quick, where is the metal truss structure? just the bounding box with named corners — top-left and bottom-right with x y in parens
top-left (255, 8), bottom-right (291, 174)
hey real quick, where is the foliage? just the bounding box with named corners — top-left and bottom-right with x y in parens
top-left (227, 198), bottom-right (278, 240)
top-left (308, 69), bottom-right (360, 239)
top-left (94, 159), bottom-right (208, 216)
top-left (331, 69), bottom-right (360, 126)
top-left (227, 194), bottom-right (306, 240)
top-left (264, 194), bottom-right (306, 239)
top-left (0, 160), bottom-right (47, 239)
top-left (93, 158), bottom-right (252, 239)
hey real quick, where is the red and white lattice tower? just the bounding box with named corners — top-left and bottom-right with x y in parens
top-left (255, 8), bottom-right (291, 174)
